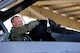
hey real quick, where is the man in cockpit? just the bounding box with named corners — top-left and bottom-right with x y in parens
top-left (9, 16), bottom-right (40, 41)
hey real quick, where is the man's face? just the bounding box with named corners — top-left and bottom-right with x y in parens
top-left (12, 16), bottom-right (23, 28)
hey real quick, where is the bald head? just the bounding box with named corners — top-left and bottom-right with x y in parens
top-left (11, 16), bottom-right (23, 28)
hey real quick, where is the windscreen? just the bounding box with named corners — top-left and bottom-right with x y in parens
top-left (0, 0), bottom-right (16, 10)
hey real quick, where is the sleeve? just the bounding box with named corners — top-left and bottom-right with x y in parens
top-left (13, 21), bottom-right (40, 34)
top-left (26, 21), bottom-right (40, 31)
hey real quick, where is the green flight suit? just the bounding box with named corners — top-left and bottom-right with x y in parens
top-left (10, 21), bottom-right (40, 41)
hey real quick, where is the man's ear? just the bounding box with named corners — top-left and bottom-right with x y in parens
top-left (12, 22), bottom-right (15, 26)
